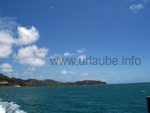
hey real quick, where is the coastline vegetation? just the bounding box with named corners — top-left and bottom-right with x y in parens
top-left (0, 73), bottom-right (106, 88)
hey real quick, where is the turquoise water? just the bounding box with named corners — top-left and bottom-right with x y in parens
top-left (0, 83), bottom-right (150, 113)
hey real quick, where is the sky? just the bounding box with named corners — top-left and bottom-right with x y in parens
top-left (0, 0), bottom-right (150, 84)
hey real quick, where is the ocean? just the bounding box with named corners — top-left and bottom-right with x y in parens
top-left (0, 83), bottom-right (150, 113)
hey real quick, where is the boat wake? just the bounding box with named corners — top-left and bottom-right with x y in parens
top-left (0, 99), bottom-right (26, 113)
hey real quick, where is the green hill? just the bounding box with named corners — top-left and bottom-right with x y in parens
top-left (0, 73), bottom-right (106, 87)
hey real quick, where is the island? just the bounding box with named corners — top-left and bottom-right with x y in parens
top-left (0, 73), bottom-right (106, 88)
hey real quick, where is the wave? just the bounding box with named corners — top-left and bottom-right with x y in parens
top-left (0, 99), bottom-right (26, 113)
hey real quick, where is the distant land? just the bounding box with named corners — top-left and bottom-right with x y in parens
top-left (0, 73), bottom-right (106, 88)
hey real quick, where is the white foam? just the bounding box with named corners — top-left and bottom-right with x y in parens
top-left (0, 105), bottom-right (5, 113)
top-left (0, 99), bottom-right (26, 113)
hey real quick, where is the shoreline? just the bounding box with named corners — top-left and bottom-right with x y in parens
top-left (1, 82), bottom-right (150, 88)
top-left (0, 84), bottom-right (107, 88)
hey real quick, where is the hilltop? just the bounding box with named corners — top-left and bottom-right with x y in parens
top-left (0, 73), bottom-right (106, 87)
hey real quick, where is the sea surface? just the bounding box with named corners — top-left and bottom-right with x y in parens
top-left (0, 83), bottom-right (150, 113)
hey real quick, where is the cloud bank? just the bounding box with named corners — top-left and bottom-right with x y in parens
top-left (13, 45), bottom-right (48, 66)
top-left (0, 63), bottom-right (13, 72)
top-left (0, 17), bottom-right (48, 67)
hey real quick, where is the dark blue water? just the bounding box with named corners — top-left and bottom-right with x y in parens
top-left (0, 83), bottom-right (150, 113)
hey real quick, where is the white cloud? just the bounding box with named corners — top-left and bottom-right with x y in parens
top-left (81, 72), bottom-right (89, 76)
top-left (0, 18), bottom-right (49, 67)
top-left (0, 63), bottom-right (13, 72)
top-left (129, 4), bottom-right (144, 13)
top-left (0, 18), bottom-right (41, 58)
top-left (1, 68), bottom-right (13, 73)
top-left (64, 52), bottom-right (75, 56)
top-left (0, 63), bottom-right (12, 68)
top-left (78, 55), bottom-right (86, 60)
top-left (77, 48), bottom-right (86, 54)
top-left (13, 45), bottom-right (48, 66)
top-left (15, 26), bottom-right (39, 45)
top-left (0, 31), bottom-right (14, 58)
top-left (0, 31), bottom-right (14, 44)
top-left (0, 26), bottom-right (39, 58)
top-left (61, 70), bottom-right (68, 75)
top-left (1, 69), bottom-right (13, 73)
top-left (0, 44), bottom-right (13, 58)
top-left (61, 70), bottom-right (75, 75)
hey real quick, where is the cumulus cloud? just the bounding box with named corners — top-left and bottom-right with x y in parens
top-left (13, 45), bottom-right (48, 66)
top-left (0, 17), bottom-right (49, 67)
top-left (64, 52), bottom-right (75, 56)
top-left (0, 63), bottom-right (12, 68)
top-left (129, 4), bottom-right (144, 13)
top-left (0, 31), bottom-right (14, 58)
top-left (0, 63), bottom-right (13, 72)
top-left (0, 44), bottom-right (13, 58)
top-left (0, 18), bottom-right (40, 58)
top-left (15, 26), bottom-right (39, 45)
top-left (77, 48), bottom-right (86, 54)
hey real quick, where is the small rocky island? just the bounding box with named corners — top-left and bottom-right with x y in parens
top-left (0, 73), bottom-right (106, 88)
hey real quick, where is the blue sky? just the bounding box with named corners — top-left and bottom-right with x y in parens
top-left (0, 0), bottom-right (150, 84)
